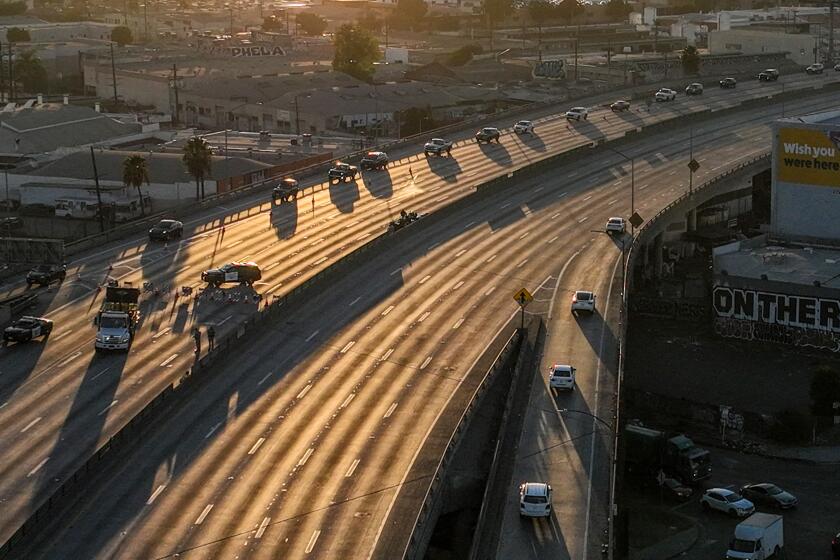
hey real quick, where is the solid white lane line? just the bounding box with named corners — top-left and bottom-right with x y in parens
top-left (418, 311), bottom-right (430, 322)
top-left (195, 504), bottom-right (214, 525)
top-left (340, 394), bottom-right (355, 409)
top-left (340, 341), bottom-right (355, 354)
top-left (20, 417), bottom-right (42, 433)
top-left (152, 327), bottom-right (171, 339)
top-left (305, 530), bottom-right (321, 554)
top-left (57, 351), bottom-right (82, 368)
top-left (159, 354), bottom-right (178, 367)
top-left (296, 384), bottom-right (312, 400)
top-left (257, 371), bottom-right (273, 385)
top-left (452, 281), bottom-right (464, 290)
top-left (305, 330), bottom-right (319, 342)
top-left (452, 318), bottom-right (464, 330)
top-left (349, 296), bottom-right (361, 306)
top-left (146, 484), bottom-right (166, 505)
top-left (205, 422), bottom-right (222, 439)
top-left (420, 356), bottom-right (432, 370)
top-left (27, 457), bottom-right (48, 477)
top-left (455, 249), bottom-right (467, 257)
top-left (297, 448), bottom-right (314, 467)
top-left (98, 400), bottom-right (118, 416)
top-left (484, 286), bottom-right (496, 296)
top-left (383, 402), bottom-right (398, 418)
top-left (381, 305), bottom-right (394, 316)
top-left (486, 254), bottom-right (497, 263)
top-left (548, 235), bottom-right (559, 244)
top-left (255, 517), bottom-right (271, 539)
top-left (419, 275), bottom-right (431, 284)
top-left (519, 232), bottom-right (530, 239)
top-left (248, 437), bottom-right (266, 455)
top-left (345, 459), bottom-right (360, 478)
top-left (390, 268), bottom-right (402, 276)
top-left (517, 259), bottom-right (528, 268)
top-left (578, 216), bottom-right (589, 223)
top-left (381, 348), bottom-right (394, 361)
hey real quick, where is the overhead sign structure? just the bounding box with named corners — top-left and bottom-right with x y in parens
top-left (513, 287), bottom-right (533, 307)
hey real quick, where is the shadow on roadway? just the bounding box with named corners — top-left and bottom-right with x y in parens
top-left (270, 201), bottom-right (298, 240)
top-left (426, 154), bottom-right (462, 183)
top-left (517, 511), bottom-right (573, 559)
top-left (329, 179), bottom-right (360, 213)
top-left (478, 141), bottom-right (513, 167)
top-left (361, 170), bottom-right (393, 199)
top-left (518, 132), bottom-right (547, 153)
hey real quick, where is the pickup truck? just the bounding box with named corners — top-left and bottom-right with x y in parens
top-left (328, 163), bottom-right (359, 183)
top-left (424, 138), bottom-right (452, 157)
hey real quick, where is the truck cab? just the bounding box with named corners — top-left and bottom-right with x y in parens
top-left (726, 513), bottom-right (783, 560)
top-left (95, 286), bottom-right (140, 351)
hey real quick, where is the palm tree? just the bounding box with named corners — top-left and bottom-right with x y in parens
top-left (122, 155), bottom-right (149, 217)
top-left (182, 136), bottom-right (213, 200)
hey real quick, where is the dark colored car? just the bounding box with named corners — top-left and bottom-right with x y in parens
top-left (475, 127), bottom-right (501, 144)
top-left (739, 483), bottom-right (798, 509)
top-left (201, 262), bottom-right (262, 287)
top-left (360, 151), bottom-right (389, 171)
top-left (832, 532), bottom-right (840, 558)
top-left (719, 77), bottom-right (737, 88)
top-left (0, 216), bottom-right (23, 231)
top-left (148, 219), bottom-right (183, 241)
top-left (3, 316), bottom-right (53, 343)
top-left (758, 68), bottom-right (779, 81)
top-left (272, 178), bottom-right (300, 203)
top-left (328, 163), bottom-right (359, 183)
top-left (26, 264), bottom-right (66, 286)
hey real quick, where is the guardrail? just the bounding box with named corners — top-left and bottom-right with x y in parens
top-left (607, 151), bottom-right (771, 558)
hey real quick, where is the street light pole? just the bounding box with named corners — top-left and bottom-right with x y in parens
top-left (605, 146), bottom-right (635, 236)
top-left (294, 94), bottom-right (300, 136)
top-left (688, 127), bottom-right (693, 194)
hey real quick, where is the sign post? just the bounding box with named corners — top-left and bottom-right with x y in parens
top-left (512, 287), bottom-right (534, 330)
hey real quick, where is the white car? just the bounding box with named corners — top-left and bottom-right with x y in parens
top-left (606, 216), bottom-right (626, 234)
top-left (806, 62), bottom-right (824, 75)
top-left (571, 290), bottom-right (596, 314)
top-left (564, 107), bottom-right (589, 121)
top-left (548, 364), bottom-right (576, 390)
top-left (701, 488), bottom-right (755, 518)
top-left (514, 120), bottom-right (534, 134)
top-left (655, 88), bottom-right (677, 102)
top-left (519, 482), bottom-right (552, 517)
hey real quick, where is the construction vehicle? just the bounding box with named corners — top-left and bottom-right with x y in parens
top-left (624, 422), bottom-right (712, 483)
top-left (94, 285), bottom-right (140, 351)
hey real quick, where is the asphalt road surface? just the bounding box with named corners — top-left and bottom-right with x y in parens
top-left (1, 74), bottom-right (838, 556)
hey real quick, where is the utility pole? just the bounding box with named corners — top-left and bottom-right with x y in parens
top-left (143, 1), bottom-right (148, 42)
top-left (294, 94), bottom-right (300, 135)
top-left (90, 147), bottom-right (105, 233)
top-left (8, 42), bottom-right (13, 103)
top-left (0, 40), bottom-right (4, 103)
top-left (688, 127), bottom-right (694, 194)
top-left (172, 63), bottom-right (180, 126)
top-left (574, 38), bottom-right (579, 81)
top-left (830, 0), bottom-right (836, 67)
top-left (110, 42), bottom-right (118, 104)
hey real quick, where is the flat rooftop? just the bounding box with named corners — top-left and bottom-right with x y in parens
top-left (777, 109), bottom-right (840, 126)
top-left (715, 238), bottom-right (840, 289)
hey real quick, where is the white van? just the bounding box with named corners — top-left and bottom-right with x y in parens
top-left (54, 197), bottom-right (99, 219)
top-left (726, 513), bottom-right (783, 560)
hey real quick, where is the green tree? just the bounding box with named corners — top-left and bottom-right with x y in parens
top-left (555, 0), bottom-right (583, 24)
top-left (810, 366), bottom-right (840, 419)
top-left (111, 26), bottom-right (133, 46)
top-left (604, 0), bottom-right (630, 21)
top-left (296, 12), bottom-right (327, 36)
top-left (122, 155), bottom-right (149, 217)
top-left (358, 13), bottom-right (382, 34)
top-left (14, 51), bottom-right (47, 93)
top-left (445, 43), bottom-right (483, 66)
top-left (332, 24), bottom-right (379, 82)
top-left (262, 15), bottom-right (285, 31)
top-left (182, 136), bottom-right (213, 200)
top-left (528, 0), bottom-right (556, 54)
top-left (483, 0), bottom-right (514, 40)
top-left (0, 2), bottom-right (26, 16)
top-left (7, 27), bottom-right (30, 42)
top-left (392, 0), bottom-right (427, 31)
top-left (681, 45), bottom-right (700, 74)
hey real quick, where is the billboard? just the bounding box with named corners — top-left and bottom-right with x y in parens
top-left (776, 126), bottom-right (840, 188)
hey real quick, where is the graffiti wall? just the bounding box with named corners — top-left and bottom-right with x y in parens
top-left (629, 294), bottom-right (708, 321)
top-left (713, 316), bottom-right (840, 352)
top-left (533, 60), bottom-right (566, 80)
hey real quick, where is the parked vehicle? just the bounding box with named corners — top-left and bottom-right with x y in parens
top-left (806, 63), bottom-right (824, 75)
top-left (328, 162), bottom-right (359, 183)
top-left (3, 316), bottom-right (53, 343)
top-left (148, 219), bottom-right (183, 241)
top-left (272, 178), bottom-right (300, 203)
top-left (26, 264), bottom-right (66, 286)
top-left (424, 138), bottom-right (453, 156)
top-left (655, 88), bottom-right (677, 101)
top-left (606, 217), bottom-right (626, 234)
top-left (758, 69), bottom-right (779, 81)
top-left (519, 482), bottom-right (552, 518)
top-left (201, 262), bottom-right (262, 287)
top-left (610, 100), bottom-right (631, 112)
top-left (726, 513), bottom-right (783, 559)
top-left (720, 77), bottom-right (737, 88)
top-left (739, 483), bottom-right (798, 509)
top-left (360, 151), bottom-right (389, 170)
top-left (564, 107), bottom-right (589, 121)
top-left (624, 423), bottom-right (712, 482)
top-left (548, 364), bottom-right (575, 391)
top-left (54, 197), bottom-right (99, 219)
top-left (685, 82), bottom-right (704, 95)
top-left (571, 290), bottom-right (596, 314)
top-left (662, 476), bottom-right (693, 501)
top-left (94, 285), bottom-right (140, 352)
top-left (0, 216), bottom-right (23, 231)
top-left (514, 120), bottom-right (534, 134)
top-left (475, 127), bottom-right (501, 143)
top-left (702, 488), bottom-right (755, 518)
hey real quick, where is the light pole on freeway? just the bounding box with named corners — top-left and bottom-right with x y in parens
top-left (603, 145), bottom-right (635, 236)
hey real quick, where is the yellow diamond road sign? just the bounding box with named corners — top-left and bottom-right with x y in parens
top-left (513, 288), bottom-right (534, 307)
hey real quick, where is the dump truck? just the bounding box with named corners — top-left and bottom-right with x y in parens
top-left (94, 285), bottom-right (140, 352)
top-left (624, 423), bottom-right (712, 483)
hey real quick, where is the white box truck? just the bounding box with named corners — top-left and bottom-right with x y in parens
top-left (726, 513), bottom-right (783, 559)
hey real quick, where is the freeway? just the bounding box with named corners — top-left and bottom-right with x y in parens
top-left (9, 89), bottom-right (838, 559)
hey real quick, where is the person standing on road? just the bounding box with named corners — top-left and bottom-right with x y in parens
top-left (409, 166), bottom-right (414, 179)
top-left (192, 327), bottom-right (201, 356)
top-left (207, 325), bottom-right (216, 351)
